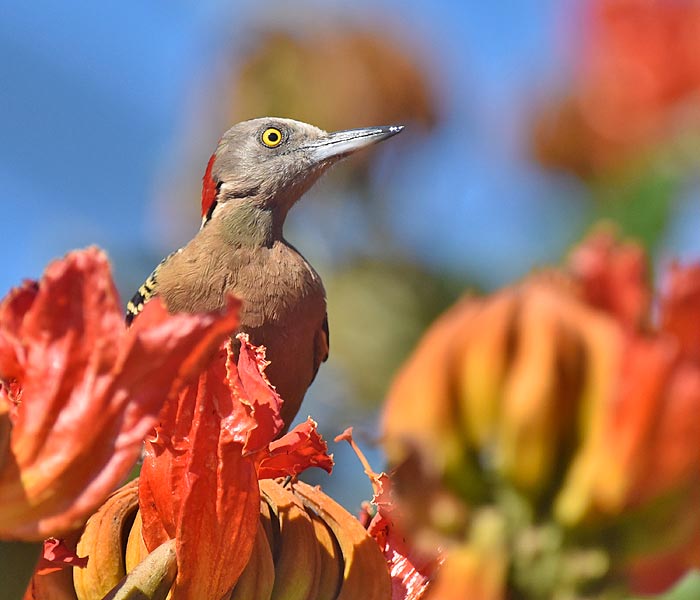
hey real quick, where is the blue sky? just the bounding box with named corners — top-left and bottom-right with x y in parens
top-left (0, 0), bottom-right (577, 295)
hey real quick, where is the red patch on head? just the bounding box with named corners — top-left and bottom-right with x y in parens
top-left (201, 153), bottom-right (218, 218)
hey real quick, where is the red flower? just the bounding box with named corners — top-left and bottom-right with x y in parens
top-left (138, 334), bottom-right (333, 599)
top-left (531, 0), bottom-right (700, 176)
top-left (578, 0), bottom-right (700, 143)
top-left (0, 248), bottom-right (239, 540)
top-left (558, 232), bottom-right (700, 523)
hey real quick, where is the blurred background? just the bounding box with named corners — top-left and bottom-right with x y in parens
top-left (1, 0), bottom-right (699, 510)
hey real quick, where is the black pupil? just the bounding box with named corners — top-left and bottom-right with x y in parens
top-left (268, 131), bottom-right (279, 142)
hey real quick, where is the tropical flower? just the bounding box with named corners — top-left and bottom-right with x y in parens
top-left (382, 229), bottom-right (700, 597)
top-left (26, 338), bottom-right (395, 600)
top-left (39, 475), bottom-right (391, 600)
top-left (137, 334), bottom-right (334, 599)
top-left (9, 247), bottom-right (391, 600)
top-left (531, 0), bottom-right (700, 177)
top-left (0, 248), bottom-right (239, 541)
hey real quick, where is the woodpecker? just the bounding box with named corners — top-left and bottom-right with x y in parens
top-left (127, 117), bottom-right (403, 430)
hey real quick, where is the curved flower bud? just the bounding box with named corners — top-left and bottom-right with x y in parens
top-left (30, 478), bottom-right (390, 600)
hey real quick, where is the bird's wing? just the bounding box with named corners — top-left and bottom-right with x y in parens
top-left (125, 250), bottom-right (178, 325)
top-left (310, 313), bottom-right (329, 385)
top-left (125, 270), bottom-right (158, 325)
top-left (321, 313), bottom-right (330, 360)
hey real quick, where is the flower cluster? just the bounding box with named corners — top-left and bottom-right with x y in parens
top-left (0, 248), bottom-right (238, 541)
top-left (2, 248), bottom-right (395, 600)
top-left (382, 230), bottom-right (700, 597)
top-left (531, 0), bottom-right (700, 177)
top-left (6, 230), bottom-right (700, 599)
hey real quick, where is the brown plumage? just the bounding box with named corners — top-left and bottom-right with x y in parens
top-left (127, 117), bottom-right (403, 430)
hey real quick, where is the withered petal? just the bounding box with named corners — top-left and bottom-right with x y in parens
top-left (258, 417), bottom-right (334, 479)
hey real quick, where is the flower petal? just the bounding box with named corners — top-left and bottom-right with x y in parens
top-left (0, 280), bottom-right (38, 383)
top-left (230, 334), bottom-right (284, 454)
top-left (40, 537), bottom-right (88, 572)
top-left (660, 262), bottom-right (700, 363)
top-left (0, 248), bottom-right (239, 540)
top-left (338, 428), bottom-right (438, 599)
top-left (140, 343), bottom-right (260, 599)
top-left (569, 228), bottom-right (649, 329)
top-left (139, 335), bottom-right (331, 598)
top-left (258, 417), bottom-right (334, 479)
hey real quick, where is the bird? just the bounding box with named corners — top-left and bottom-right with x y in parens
top-left (126, 117), bottom-right (403, 430)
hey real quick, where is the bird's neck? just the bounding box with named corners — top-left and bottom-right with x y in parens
top-left (213, 202), bottom-right (285, 248)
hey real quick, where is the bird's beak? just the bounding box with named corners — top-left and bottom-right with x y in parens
top-left (305, 125), bottom-right (404, 163)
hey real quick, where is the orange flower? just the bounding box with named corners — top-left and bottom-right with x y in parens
top-left (532, 0), bottom-right (700, 176)
top-left (383, 230), bottom-right (700, 596)
top-left (556, 231), bottom-right (700, 524)
top-left (0, 248), bottom-right (239, 541)
top-left (578, 0), bottom-right (700, 143)
top-left (138, 334), bottom-right (333, 599)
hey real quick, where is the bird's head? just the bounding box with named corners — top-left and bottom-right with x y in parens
top-left (199, 117), bottom-right (403, 238)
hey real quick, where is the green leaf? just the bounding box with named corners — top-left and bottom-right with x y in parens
top-left (593, 163), bottom-right (680, 252)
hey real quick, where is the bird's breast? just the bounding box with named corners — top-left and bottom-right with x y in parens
top-left (156, 237), bottom-right (327, 430)
top-left (232, 243), bottom-right (326, 330)
top-left (156, 238), bottom-right (326, 329)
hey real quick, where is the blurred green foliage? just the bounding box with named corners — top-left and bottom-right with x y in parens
top-left (327, 257), bottom-right (462, 408)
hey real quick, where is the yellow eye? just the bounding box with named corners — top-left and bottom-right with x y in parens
top-left (261, 127), bottom-right (283, 148)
